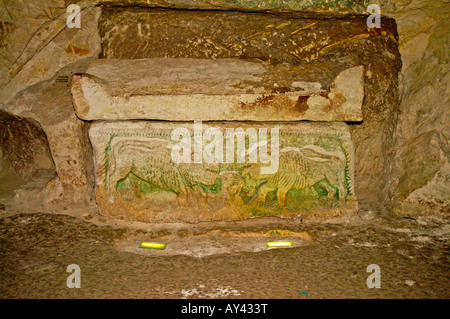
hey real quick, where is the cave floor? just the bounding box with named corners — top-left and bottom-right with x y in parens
top-left (0, 210), bottom-right (449, 299)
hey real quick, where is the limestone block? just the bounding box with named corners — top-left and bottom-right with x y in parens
top-left (72, 58), bottom-right (364, 121)
top-left (44, 113), bottom-right (94, 204)
top-left (89, 121), bottom-right (357, 223)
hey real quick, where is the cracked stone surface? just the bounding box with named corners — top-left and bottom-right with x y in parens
top-left (98, 8), bottom-right (398, 63)
top-left (72, 58), bottom-right (364, 121)
top-left (88, 121), bottom-right (357, 223)
top-left (0, 110), bottom-right (55, 200)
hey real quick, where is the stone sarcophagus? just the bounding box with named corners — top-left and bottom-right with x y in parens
top-left (88, 121), bottom-right (357, 222)
top-left (70, 6), bottom-right (370, 222)
top-left (71, 57), bottom-right (362, 222)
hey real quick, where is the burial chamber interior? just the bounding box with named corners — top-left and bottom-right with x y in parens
top-left (2, 4), bottom-right (402, 223)
top-left (2, 1), bottom-right (450, 301)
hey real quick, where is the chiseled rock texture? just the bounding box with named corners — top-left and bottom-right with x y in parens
top-left (96, 5), bottom-right (402, 210)
top-left (72, 58), bottom-right (364, 121)
top-left (99, 7), bottom-right (398, 63)
top-left (96, 0), bottom-right (371, 14)
top-left (0, 0), bottom-right (447, 218)
top-left (2, 60), bottom-right (98, 213)
top-left (380, 0), bottom-right (449, 215)
top-left (0, 1), bottom-right (101, 213)
top-left (0, 1), bottom-right (101, 104)
top-left (0, 110), bottom-right (55, 200)
top-left (89, 121), bottom-right (357, 222)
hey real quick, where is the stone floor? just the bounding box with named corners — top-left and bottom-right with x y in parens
top-left (0, 210), bottom-right (449, 299)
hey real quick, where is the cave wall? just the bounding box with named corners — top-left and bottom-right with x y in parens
top-left (378, 0), bottom-right (449, 215)
top-left (0, 0), bottom-right (447, 217)
top-left (0, 110), bottom-right (55, 201)
top-left (0, 0), bottom-right (100, 213)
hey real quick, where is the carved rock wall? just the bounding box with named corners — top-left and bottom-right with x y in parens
top-left (0, 110), bottom-right (55, 200)
top-left (0, 0), bottom-right (446, 218)
top-left (1, 1), bottom-right (100, 214)
top-left (95, 6), bottom-right (401, 211)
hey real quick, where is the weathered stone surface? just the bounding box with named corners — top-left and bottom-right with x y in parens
top-left (98, 8), bottom-right (398, 63)
top-left (89, 121), bottom-right (357, 222)
top-left (379, 0), bottom-right (450, 215)
top-left (96, 6), bottom-right (402, 206)
top-left (0, 1), bottom-right (101, 104)
top-left (2, 61), bottom-right (97, 211)
top-left (0, 110), bottom-right (55, 200)
top-left (1, 0), bottom-right (446, 221)
top-left (392, 130), bottom-right (449, 215)
top-left (97, 0), bottom-right (370, 14)
top-left (72, 58), bottom-right (364, 121)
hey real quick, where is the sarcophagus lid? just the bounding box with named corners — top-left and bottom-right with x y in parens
top-left (72, 58), bottom-right (364, 122)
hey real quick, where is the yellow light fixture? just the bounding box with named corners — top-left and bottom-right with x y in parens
top-left (139, 242), bottom-right (167, 250)
top-left (266, 241), bottom-right (292, 248)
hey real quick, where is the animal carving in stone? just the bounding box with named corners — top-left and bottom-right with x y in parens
top-left (242, 144), bottom-right (347, 208)
top-left (102, 136), bottom-right (219, 206)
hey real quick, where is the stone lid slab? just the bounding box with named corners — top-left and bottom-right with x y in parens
top-left (71, 58), bottom-right (364, 122)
